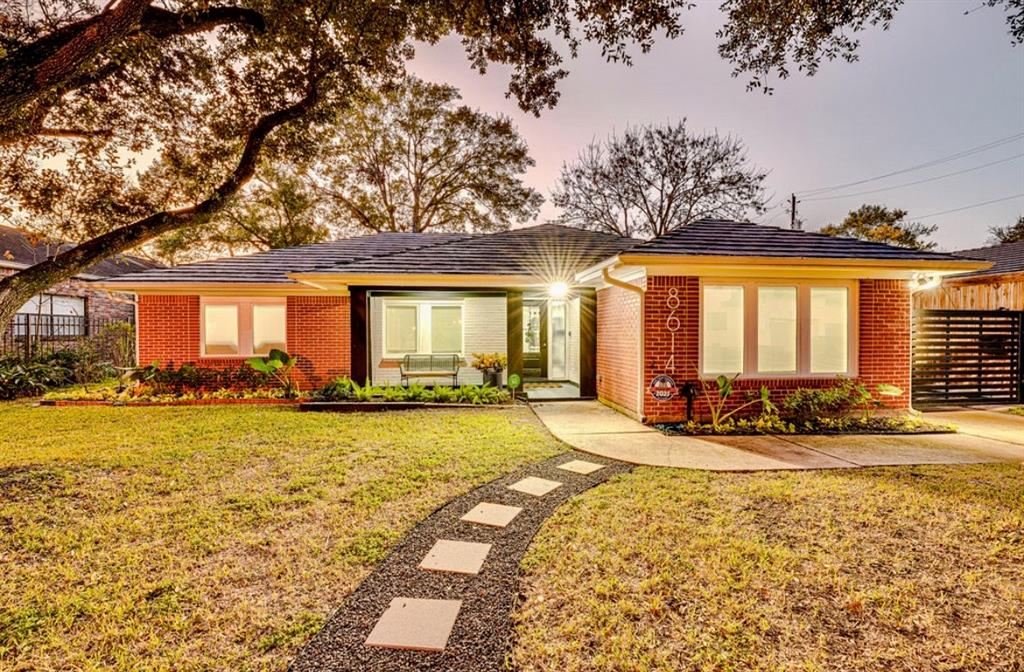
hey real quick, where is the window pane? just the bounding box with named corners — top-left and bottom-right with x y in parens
top-left (386, 305), bottom-right (418, 353)
top-left (523, 305), bottom-right (541, 353)
top-left (757, 287), bottom-right (797, 373)
top-left (811, 287), bottom-right (849, 373)
top-left (51, 295), bottom-right (85, 316)
top-left (703, 285), bottom-right (745, 374)
top-left (431, 305), bottom-right (462, 353)
top-left (252, 304), bottom-right (286, 355)
top-left (204, 304), bottom-right (239, 355)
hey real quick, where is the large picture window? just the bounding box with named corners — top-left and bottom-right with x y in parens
top-left (383, 300), bottom-right (463, 356)
top-left (201, 298), bottom-right (286, 357)
top-left (701, 281), bottom-right (856, 377)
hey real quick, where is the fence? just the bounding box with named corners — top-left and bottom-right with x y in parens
top-left (1, 314), bottom-right (135, 367)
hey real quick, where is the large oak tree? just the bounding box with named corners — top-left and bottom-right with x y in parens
top-left (553, 121), bottom-right (768, 238)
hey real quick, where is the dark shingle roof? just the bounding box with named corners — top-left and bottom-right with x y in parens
top-left (101, 232), bottom-right (473, 284)
top-left (623, 218), bottom-right (966, 262)
top-left (0, 225), bottom-right (160, 278)
top-left (953, 240), bottom-right (1024, 278)
top-left (315, 224), bottom-right (635, 277)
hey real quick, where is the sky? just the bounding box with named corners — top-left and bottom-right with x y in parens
top-left (409, 0), bottom-right (1024, 252)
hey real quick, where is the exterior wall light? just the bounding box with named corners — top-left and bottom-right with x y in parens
top-left (549, 281), bottom-right (569, 299)
top-left (911, 272), bottom-right (942, 292)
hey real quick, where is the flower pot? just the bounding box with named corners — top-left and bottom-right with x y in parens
top-left (481, 370), bottom-right (502, 388)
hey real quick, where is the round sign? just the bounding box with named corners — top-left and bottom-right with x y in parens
top-left (649, 374), bottom-right (678, 401)
top-left (507, 373), bottom-right (522, 390)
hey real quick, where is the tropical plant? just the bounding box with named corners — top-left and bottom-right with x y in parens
top-left (311, 376), bottom-right (355, 401)
top-left (245, 349), bottom-right (298, 398)
top-left (471, 353), bottom-right (508, 372)
top-left (696, 370), bottom-right (774, 432)
top-left (349, 380), bottom-right (383, 402)
top-left (431, 386), bottom-right (456, 403)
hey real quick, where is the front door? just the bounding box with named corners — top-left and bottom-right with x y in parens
top-left (523, 301), bottom-right (546, 379)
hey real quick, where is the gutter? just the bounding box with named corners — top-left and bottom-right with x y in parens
top-left (602, 265), bottom-right (647, 420)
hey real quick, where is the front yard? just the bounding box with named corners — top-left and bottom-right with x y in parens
top-left (514, 464), bottom-right (1024, 671)
top-left (0, 403), bottom-right (562, 671)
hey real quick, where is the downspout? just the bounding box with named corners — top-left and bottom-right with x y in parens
top-left (602, 265), bottom-right (646, 420)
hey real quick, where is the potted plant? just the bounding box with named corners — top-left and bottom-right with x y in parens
top-left (471, 352), bottom-right (507, 388)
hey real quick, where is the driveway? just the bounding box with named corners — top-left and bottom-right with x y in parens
top-left (531, 401), bottom-right (1024, 471)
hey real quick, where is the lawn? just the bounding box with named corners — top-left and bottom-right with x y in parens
top-left (515, 464), bottom-right (1024, 672)
top-left (0, 403), bottom-right (563, 671)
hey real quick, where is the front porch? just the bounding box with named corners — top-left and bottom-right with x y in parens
top-left (348, 287), bottom-right (596, 398)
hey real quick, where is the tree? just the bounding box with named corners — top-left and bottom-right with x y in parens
top-left (0, 0), bottom-right (694, 329)
top-left (553, 121), bottom-right (768, 238)
top-left (820, 204), bottom-right (937, 250)
top-left (315, 76), bottom-right (542, 234)
top-left (989, 215), bottom-right (1024, 244)
top-left (155, 164), bottom-right (331, 264)
top-left (718, 0), bottom-right (1022, 93)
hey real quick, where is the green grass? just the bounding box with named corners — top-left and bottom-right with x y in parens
top-left (515, 464), bottom-right (1024, 672)
top-left (0, 403), bottom-right (562, 671)
top-left (1009, 407), bottom-right (1024, 417)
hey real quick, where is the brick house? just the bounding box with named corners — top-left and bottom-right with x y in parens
top-left (1, 225), bottom-right (159, 330)
top-left (95, 220), bottom-right (987, 422)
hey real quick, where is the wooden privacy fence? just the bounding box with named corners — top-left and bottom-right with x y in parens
top-left (912, 309), bottom-right (1023, 407)
top-left (1, 314), bottom-right (135, 366)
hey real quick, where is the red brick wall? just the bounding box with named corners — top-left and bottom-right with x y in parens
top-left (596, 283), bottom-right (643, 416)
top-left (636, 276), bottom-right (912, 424)
top-left (136, 294), bottom-right (350, 390)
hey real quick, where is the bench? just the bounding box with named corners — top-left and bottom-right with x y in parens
top-left (399, 354), bottom-right (460, 387)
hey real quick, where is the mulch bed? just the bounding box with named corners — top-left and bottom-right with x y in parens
top-left (39, 398), bottom-right (299, 407)
top-left (289, 450), bottom-right (631, 672)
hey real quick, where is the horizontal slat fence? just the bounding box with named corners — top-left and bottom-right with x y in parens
top-left (912, 309), bottom-right (1022, 406)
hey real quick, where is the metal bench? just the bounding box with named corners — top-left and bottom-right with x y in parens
top-left (399, 354), bottom-right (460, 387)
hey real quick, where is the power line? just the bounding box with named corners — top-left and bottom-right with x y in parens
top-left (795, 132), bottom-right (1024, 197)
top-left (801, 153), bottom-right (1024, 201)
top-left (913, 193), bottom-right (1024, 220)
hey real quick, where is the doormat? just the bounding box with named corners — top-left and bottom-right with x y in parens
top-left (524, 383), bottom-right (571, 390)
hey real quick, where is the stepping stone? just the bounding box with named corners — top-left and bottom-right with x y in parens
top-left (419, 539), bottom-right (492, 574)
top-left (461, 502), bottom-right (522, 528)
top-left (508, 476), bottom-right (562, 497)
top-left (365, 597), bottom-right (462, 652)
top-left (557, 459), bottom-right (606, 475)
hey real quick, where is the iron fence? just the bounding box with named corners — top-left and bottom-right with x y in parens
top-left (1, 314), bottom-right (135, 367)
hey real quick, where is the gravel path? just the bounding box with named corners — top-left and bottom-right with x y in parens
top-left (289, 449), bottom-right (631, 672)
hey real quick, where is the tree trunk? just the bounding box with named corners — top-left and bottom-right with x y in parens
top-left (0, 87), bottom-right (319, 330)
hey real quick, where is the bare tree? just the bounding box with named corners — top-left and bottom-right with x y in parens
top-left (553, 121), bottom-right (768, 238)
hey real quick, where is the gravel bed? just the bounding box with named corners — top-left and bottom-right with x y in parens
top-left (289, 449), bottom-right (631, 672)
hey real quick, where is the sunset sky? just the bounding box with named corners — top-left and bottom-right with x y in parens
top-left (411, 0), bottom-right (1024, 251)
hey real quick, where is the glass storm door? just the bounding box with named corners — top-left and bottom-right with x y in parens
top-left (548, 301), bottom-right (567, 380)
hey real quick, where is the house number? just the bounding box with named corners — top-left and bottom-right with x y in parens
top-left (664, 287), bottom-right (680, 373)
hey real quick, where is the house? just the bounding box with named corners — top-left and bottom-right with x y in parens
top-left (94, 220), bottom-right (987, 422)
top-left (1, 225), bottom-right (160, 335)
top-left (914, 239), bottom-right (1024, 311)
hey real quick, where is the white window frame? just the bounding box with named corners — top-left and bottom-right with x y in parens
top-left (200, 296), bottom-right (287, 358)
top-left (698, 279), bottom-right (858, 378)
top-left (381, 299), bottom-right (464, 357)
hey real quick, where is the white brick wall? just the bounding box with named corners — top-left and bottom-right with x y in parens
top-left (370, 295), bottom-right (507, 386)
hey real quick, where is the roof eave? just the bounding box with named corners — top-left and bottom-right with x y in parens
top-left (90, 280), bottom-right (335, 296)
top-left (289, 272), bottom-right (561, 289)
top-left (619, 253), bottom-right (993, 274)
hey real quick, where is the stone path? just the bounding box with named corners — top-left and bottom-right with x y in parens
top-left (289, 450), bottom-right (631, 672)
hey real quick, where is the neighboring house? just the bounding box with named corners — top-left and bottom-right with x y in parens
top-left (1, 225), bottom-right (159, 336)
top-left (914, 239), bottom-right (1024, 310)
top-left (95, 220), bottom-right (986, 422)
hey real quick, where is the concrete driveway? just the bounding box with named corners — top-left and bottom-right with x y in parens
top-left (531, 401), bottom-right (1024, 471)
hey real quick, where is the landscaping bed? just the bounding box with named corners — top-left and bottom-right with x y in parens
top-left (299, 400), bottom-right (517, 413)
top-left (658, 416), bottom-right (955, 436)
top-left (41, 397), bottom-right (299, 407)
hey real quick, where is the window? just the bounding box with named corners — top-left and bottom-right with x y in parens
top-left (810, 287), bottom-right (849, 373)
top-left (201, 298), bottom-right (285, 357)
top-left (523, 305), bottom-right (541, 354)
top-left (383, 300), bottom-right (463, 355)
top-left (701, 281), bottom-right (855, 377)
top-left (757, 286), bottom-right (797, 373)
top-left (15, 294), bottom-right (86, 337)
top-left (702, 285), bottom-right (745, 374)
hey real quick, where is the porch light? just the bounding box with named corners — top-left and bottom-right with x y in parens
top-left (548, 281), bottom-right (569, 299)
top-left (911, 272), bottom-right (942, 292)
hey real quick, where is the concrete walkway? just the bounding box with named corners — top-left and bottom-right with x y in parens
top-left (531, 401), bottom-right (1024, 471)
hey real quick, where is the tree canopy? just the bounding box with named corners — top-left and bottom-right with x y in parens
top-left (820, 204), bottom-right (937, 250)
top-left (316, 76), bottom-right (541, 234)
top-left (989, 215), bottom-right (1024, 244)
top-left (553, 121), bottom-right (768, 238)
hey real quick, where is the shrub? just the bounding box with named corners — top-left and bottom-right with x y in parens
top-left (471, 353), bottom-right (507, 372)
top-left (312, 377), bottom-right (354, 401)
top-left (779, 379), bottom-right (871, 424)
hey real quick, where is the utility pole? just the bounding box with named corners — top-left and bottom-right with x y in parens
top-left (789, 193), bottom-right (801, 230)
